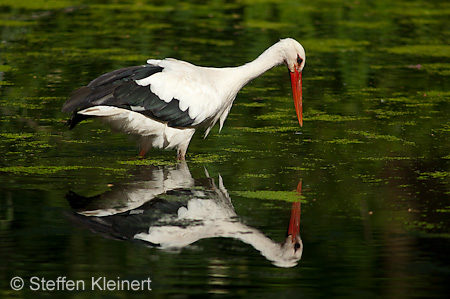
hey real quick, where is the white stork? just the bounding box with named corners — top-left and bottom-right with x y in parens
top-left (62, 38), bottom-right (306, 160)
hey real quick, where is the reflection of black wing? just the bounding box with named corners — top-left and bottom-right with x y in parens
top-left (66, 164), bottom-right (195, 216)
top-left (67, 195), bottom-right (187, 244)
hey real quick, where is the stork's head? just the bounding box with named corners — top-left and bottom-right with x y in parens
top-left (280, 38), bottom-right (306, 127)
top-left (281, 38), bottom-right (306, 73)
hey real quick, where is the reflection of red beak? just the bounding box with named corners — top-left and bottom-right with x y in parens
top-left (290, 69), bottom-right (303, 127)
top-left (288, 181), bottom-right (302, 239)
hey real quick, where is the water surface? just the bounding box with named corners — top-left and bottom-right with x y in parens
top-left (1, 0), bottom-right (450, 297)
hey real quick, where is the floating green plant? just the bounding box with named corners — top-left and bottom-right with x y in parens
top-left (238, 102), bottom-right (270, 108)
top-left (233, 190), bottom-right (306, 202)
top-left (0, 165), bottom-right (79, 175)
top-left (256, 111), bottom-right (289, 121)
top-left (361, 156), bottom-right (417, 161)
top-left (349, 130), bottom-right (415, 145)
top-left (189, 153), bottom-right (228, 164)
top-left (0, 165), bottom-right (126, 175)
top-left (0, 65), bottom-right (13, 72)
top-left (417, 90), bottom-right (450, 98)
top-left (0, 19), bottom-right (36, 27)
top-left (0, 96), bottom-right (65, 110)
top-left (117, 153), bottom-right (228, 165)
top-left (403, 220), bottom-right (447, 235)
top-left (0, 132), bottom-right (35, 140)
top-left (0, 132), bottom-right (59, 153)
top-left (417, 171), bottom-right (450, 180)
top-left (233, 125), bottom-right (297, 133)
top-left (389, 120), bottom-right (417, 126)
top-left (139, 23), bottom-right (172, 30)
top-left (303, 38), bottom-right (370, 53)
top-left (286, 166), bottom-right (312, 171)
top-left (434, 122), bottom-right (450, 133)
top-left (338, 20), bottom-right (389, 30)
top-left (384, 45), bottom-right (450, 58)
top-left (241, 173), bottom-right (274, 179)
top-left (386, 4), bottom-right (450, 17)
top-left (117, 158), bottom-right (178, 167)
top-left (61, 139), bottom-right (89, 144)
top-left (0, 0), bottom-right (76, 10)
top-left (90, 3), bottom-right (174, 13)
top-left (366, 108), bottom-right (414, 118)
top-left (223, 147), bottom-right (252, 153)
top-left (109, 54), bottom-right (151, 62)
top-left (25, 47), bottom-right (129, 60)
top-left (245, 19), bottom-right (293, 30)
top-left (417, 63), bottom-right (450, 76)
top-left (305, 113), bottom-right (369, 122)
top-left (376, 97), bottom-right (420, 104)
top-left (181, 37), bottom-right (234, 47)
top-left (355, 174), bottom-right (385, 184)
top-left (323, 138), bottom-right (365, 145)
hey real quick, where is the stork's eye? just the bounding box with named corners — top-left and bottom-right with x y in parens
top-left (297, 55), bottom-right (303, 65)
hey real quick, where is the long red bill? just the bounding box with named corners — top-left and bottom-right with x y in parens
top-left (290, 69), bottom-right (303, 127)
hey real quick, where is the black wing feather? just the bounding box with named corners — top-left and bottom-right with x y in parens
top-left (139, 98), bottom-right (195, 127)
top-left (87, 66), bottom-right (145, 88)
top-left (62, 64), bottom-right (195, 129)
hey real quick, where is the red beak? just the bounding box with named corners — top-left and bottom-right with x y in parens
top-left (290, 69), bottom-right (303, 127)
top-left (288, 181), bottom-right (302, 238)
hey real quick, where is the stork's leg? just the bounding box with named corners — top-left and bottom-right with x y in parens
top-left (177, 149), bottom-right (186, 161)
top-left (176, 134), bottom-right (193, 161)
top-left (138, 135), bottom-right (153, 158)
top-left (138, 148), bottom-right (147, 158)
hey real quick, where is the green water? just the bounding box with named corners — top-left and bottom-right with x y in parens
top-left (1, 0), bottom-right (450, 297)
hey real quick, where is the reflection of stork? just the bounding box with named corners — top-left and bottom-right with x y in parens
top-left (66, 163), bottom-right (303, 268)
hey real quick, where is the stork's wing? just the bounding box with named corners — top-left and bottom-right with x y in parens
top-left (62, 64), bottom-right (197, 128)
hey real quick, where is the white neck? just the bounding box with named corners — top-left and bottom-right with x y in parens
top-left (227, 41), bottom-right (287, 90)
top-left (198, 39), bottom-right (294, 134)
